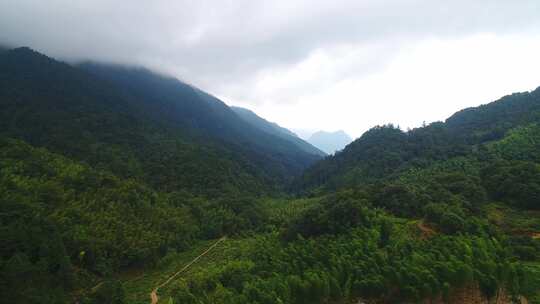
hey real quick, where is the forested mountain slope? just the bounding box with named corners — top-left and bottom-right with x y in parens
top-left (138, 89), bottom-right (540, 303)
top-left (0, 48), bottom-right (322, 195)
top-left (231, 107), bottom-right (297, 139)
top-left (1, 46), bottom-right (539, 304)
top-left (230, 106), bottom-right (325, 157)
top-left (296, 87), bottom-right (540, 192)
top-left (0, 137), bottom-right (269, 303)
top-left (79, 63), bottom-right (323, 176)
top-left (446, 90), bottom-right (540, 142)
top-left (138, 119), bottom-right (540, 302)
top-left (159, 92), bottom-right (539, 304)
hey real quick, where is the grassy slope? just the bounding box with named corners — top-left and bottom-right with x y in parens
top-left (485, 203), bottom-right (540, 234)
top-left (120, 197), bottom-right (318, 303)
top-left (118, 197), bottom-right (418, 303)
top-left (121, 237), bottom-right (255, 304)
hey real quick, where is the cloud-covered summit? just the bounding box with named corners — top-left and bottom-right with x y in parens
top-left (2, 0), bottom-right (540, 136)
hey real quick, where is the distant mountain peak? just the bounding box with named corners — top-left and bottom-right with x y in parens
top-left (312, 130), bottom-right (349, 137)
top-left (308, 130), bottom-right (352, 154)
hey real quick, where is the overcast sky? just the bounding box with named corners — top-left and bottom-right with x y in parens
top-left (2, 0), bottom-right (540, 139)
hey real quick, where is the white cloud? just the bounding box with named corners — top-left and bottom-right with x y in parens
top-left (1, 1), bottom-right (540, 139)
top-left (230, 33), bottom-right (540, 138)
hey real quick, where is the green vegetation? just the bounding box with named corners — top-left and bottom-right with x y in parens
top-left (130, 191), bottom-right (535, 304)
top-left (164, 230), bottom-right (527, 303)
top-left (523, 263), bottom-right (540, 303)
top-left (0, 138), bottom-right (273, 303)
top-left (1, 47), bottom-right (540, 303)
top-left (120, 238), bottom-right (254, 304)
top-left (0, 48), bottom-right (323, 198)
top-left (485, 203), bottom-right (540, 233)
top-left (297, 87), bottom-right (540, 193)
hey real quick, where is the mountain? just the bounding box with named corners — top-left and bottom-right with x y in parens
top-left (0, 47), bottom-right (324, 301)
top-left (0, 47), bottom-right (323, 196)
top-left (230, 106), bottom-right (298, 139)
top-left (295, 87), bottom-right (540, 193)
top-left (2, 46), bottom-right (540, 304)
top-left (307, 130), bottom-right (352, 154)
top-left (230, 106), bottom-right (326, 157)
top-left (79, 63), bottom-right (324, 181)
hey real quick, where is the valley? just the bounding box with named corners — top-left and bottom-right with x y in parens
top-left (1, 47), bottom-right (539, 304)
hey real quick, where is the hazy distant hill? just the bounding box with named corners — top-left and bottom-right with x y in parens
top-left (231, 106), bottom-right (326, 157)
top-left (307, 130), bottom-right (352, 154)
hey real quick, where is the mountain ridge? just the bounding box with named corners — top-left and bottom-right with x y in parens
top-left (230, 106), bottom-right (326, 157)
top-left (295, 86), bottom-right (540, 193)
top-left (1, 46), bottom-right (539, 304)
top-left (0, 47), bottom-right (322, 195)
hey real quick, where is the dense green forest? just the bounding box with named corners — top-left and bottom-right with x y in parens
top-left (1, 47), bottom-right (539, 304)
top-left (0, 48), bottom-right (323, 196)
top-left (295, 88), bottom-right (540, 193)
top-left (0, 137), bottom-right (270, 303)
top-left (157, 118), bottom-right (540, 303)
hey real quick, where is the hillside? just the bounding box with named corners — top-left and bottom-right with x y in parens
top-left (117, 86), bottom-right (538, 304)
top-left (296, 87), bottom-right (540, 192)
top-left (150, 89), bottom-right (539, 304)
top-left (0, 48), bottom-right (322, 195)
top-left (307, 130), bottom-right (352, 154)
top-left (1, 46), bottom-right (539, 304)
top-left (79, 63), bottom-right (323, 185)
top-left (0, 136), bottom-right (272, 303)
top-left (230, 106), bottom-right (325, 157)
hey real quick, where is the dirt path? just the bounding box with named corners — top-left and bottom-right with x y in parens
top-left (90, 281), bottom-right (104, 292)
top-left (150, 236), bottom-right (227, 304)
top-left (417, 220), bottom-right (436, 239)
